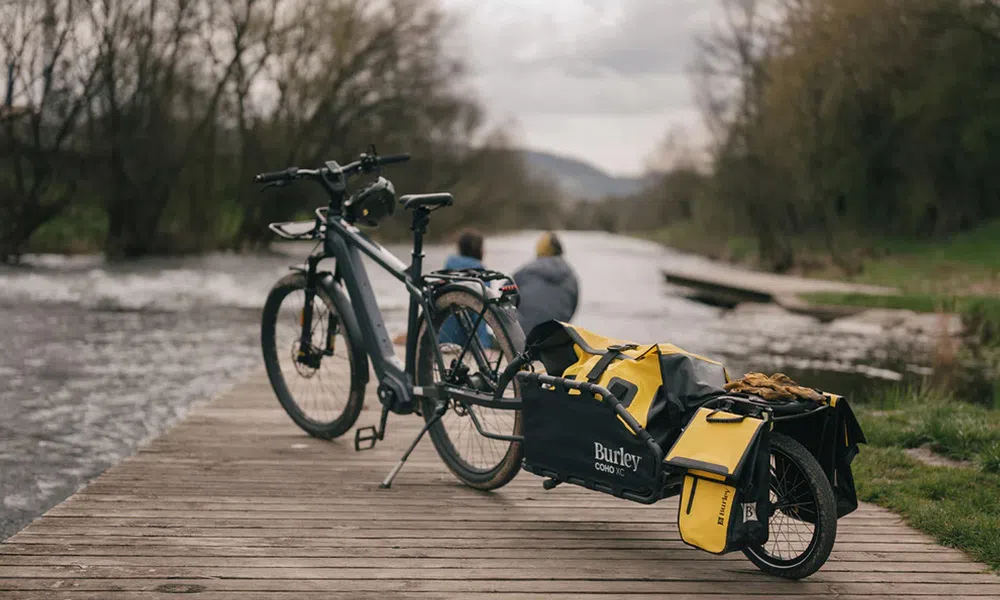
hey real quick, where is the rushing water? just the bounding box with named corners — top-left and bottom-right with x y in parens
top-left (0, 230), bottom-right (935, 539)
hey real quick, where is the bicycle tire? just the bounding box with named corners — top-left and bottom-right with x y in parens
top-left (261, 272), bottom-right (365, 439)
top-left (742, 432), bottom-right (838, 579)
top-left (416, 287), bottom-right (524, 490)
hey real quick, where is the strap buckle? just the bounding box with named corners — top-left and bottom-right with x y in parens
top-left (606, 343), bottom-right (638, 352)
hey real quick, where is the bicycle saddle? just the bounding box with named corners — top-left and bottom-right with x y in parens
top-left (400, 193), bottom-right (453, 210)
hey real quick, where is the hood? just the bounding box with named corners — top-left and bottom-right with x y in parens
top-left (523, 256), bottom-right (575, 284)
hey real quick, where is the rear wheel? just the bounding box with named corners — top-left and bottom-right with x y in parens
top-left (416, 288), bottom-right (524, 490)
top-left (742, 433), bottom-right (837, 579)
top-left (261, 272), bottom-right (365, 439)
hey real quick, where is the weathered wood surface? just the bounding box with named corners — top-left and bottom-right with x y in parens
top-left (1, 373), bottom-right (997, 599)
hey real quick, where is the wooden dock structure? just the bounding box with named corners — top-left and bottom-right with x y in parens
top-left (2, 372), bottom-right (998, 599)
top-left (661, 261), bottom-right (896, 320)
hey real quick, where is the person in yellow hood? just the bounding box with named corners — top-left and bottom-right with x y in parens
top-left (512, 231), bottom-right (580, 334)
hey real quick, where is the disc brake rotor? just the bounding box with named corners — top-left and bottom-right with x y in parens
top-left (290, 340), bottom-right (321, 378)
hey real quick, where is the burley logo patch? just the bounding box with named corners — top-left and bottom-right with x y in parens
top-left (593, 441), bottom-right (642, 476)
top-left (718, 488), bottom-right (731, 525)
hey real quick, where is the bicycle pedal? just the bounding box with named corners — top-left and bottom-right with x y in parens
top-left (354, 426), bottom-right (379, 451)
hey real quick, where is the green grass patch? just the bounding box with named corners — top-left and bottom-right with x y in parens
top-left (632, 224), bottom-right (758, 264)
top-left (800, 292), bottom-right (1000, 316)
top-left (868, 220), bottom-right (1000, 269)
top-left (853, 447), bottom-right (1000, 569)
top-left (849, 385), bottom-right (1000, 568)
top-left (823, 220), bottom-right (1000, 296)
top-left (25, 201), bottom-right (108, 254)
top-left (855, 393), bottom-right (1000, 463)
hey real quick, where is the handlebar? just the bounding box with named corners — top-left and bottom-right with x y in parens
top-left (374, 153), bottom-right (410, 166)
top-left (253, 152), bottom-right (410, 185)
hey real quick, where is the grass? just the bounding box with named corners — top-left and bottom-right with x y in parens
top-left (633, 223), bottom-right (758, 265)
top-left (854, 388), bottom-right (1000, 467)
top-left (801, 291), bottom-right (1000, 316)
top-left (797, 221), bottom-right (1000, 324)
top-left (808, 220), bottom-right (1000, 293)
top-left (24, 201), bottom-right (108, 255)
top-left (849, 386), bottom-right (1000, 569)
top-left (636, 218), bottom-right (1000, 310)
top-left (853, 447), bottom-right (1000, 570)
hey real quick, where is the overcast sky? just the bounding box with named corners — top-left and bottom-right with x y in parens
top-left (441, 0), bottom-right (721, 176)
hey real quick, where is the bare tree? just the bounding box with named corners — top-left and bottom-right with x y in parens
top-left (234, 0), bottom-right (484, 247)
top-left (88, 0), bottom-right (268, 258)
top-left (0, 0), bottom-right (102, 262)
top-left (2, 0), bottom-right (565, 258)
top-left (690, 0), bottom-right (799, 270)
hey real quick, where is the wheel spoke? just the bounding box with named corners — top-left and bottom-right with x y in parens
top-left (753, 442), bottom-right (820, 564)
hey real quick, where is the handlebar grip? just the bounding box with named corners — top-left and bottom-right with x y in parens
top-left (253, 167), bottom-right (298, 183)
top-left (377, 154), bottom-right (410, 166)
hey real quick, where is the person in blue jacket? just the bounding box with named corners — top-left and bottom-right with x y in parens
top-left (439, 229), bottom-right (493, 348)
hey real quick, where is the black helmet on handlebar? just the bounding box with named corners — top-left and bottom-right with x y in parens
top-left (344, 176), bottom-right (396, 227)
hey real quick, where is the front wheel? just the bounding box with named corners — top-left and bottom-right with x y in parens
top-left (742, 433), bottom-right (838, 579)
top-left (261, 272), bottom-right (365, 440)
top-left (416, 288), bottom-right (525, 490)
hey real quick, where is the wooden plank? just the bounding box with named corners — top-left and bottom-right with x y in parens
top-left (23, 516), bottom-right (922, 533)
top-left (1, 535), bottom-right (950, 552)
top-left (1, 578), bottom-right (999, 595)
top-left (0, 369), bottom-right (996, 599)
top-left (0, 545), bottom-right (971, 563)
top-left (4, 592), bottom-right (999, 600)
top-left (0, 555), bottom-right (989, 572)
top-left (0, 561), bottom-right (989, 580)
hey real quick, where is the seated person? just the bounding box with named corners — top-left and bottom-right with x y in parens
top-left (439, 228), bottom-right (493, 348)
top-left (512, 231), bottom-right (579, 335)
top-left (443, 228), bottom-right (485, 271)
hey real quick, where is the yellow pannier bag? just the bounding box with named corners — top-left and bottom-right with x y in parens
top-left (561, 339), bottom-right (662, 433)
top-left (665, 407), bottom-right (769, 554)
top-left (678, 475), bottom-right (738, 554)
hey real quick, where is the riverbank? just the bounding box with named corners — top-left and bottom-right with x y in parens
top-left (852, 386), bottom-right (1000, 570)
top-left (644, 219), bottom-right (1000, 315)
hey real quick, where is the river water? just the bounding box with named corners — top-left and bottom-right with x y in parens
top-left (0, 230), bottom-right (934, 538)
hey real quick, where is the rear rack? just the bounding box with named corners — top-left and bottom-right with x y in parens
top-left (424, 268), bottom-right (520, 306)
top-left (700, 393), bottom-right (829, 422)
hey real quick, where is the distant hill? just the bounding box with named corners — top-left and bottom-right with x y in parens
top-left (521, 149), bottom-right (655, 201)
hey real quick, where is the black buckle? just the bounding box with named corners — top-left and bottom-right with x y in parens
top-left (606, 343), bottom-right (638, 352)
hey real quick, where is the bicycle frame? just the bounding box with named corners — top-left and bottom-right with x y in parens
top-left (292, 187), bottom-right (523, 421)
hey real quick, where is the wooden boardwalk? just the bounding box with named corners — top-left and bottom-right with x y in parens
top-left (2, 373), bottom-right (998, 599)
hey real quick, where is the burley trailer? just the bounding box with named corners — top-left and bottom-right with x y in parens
top-left (508, 320), bottom-right (866, 580)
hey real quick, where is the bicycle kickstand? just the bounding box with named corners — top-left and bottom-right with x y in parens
top-left (379, 400), bottom-right (448, 489)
